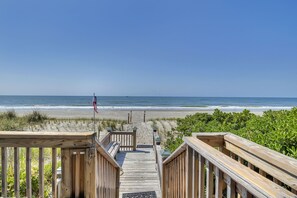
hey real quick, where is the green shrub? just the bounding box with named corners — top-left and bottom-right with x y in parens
top-left (167, 108), bottom-right (297, 159)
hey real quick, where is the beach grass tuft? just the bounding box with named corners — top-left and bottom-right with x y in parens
top-left (25, 111), bottom-right (48, 123)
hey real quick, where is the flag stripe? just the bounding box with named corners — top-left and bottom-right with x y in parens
top-left (93, 95), bottom-right (98, 113)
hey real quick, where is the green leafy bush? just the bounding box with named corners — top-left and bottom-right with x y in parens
top-left (166, 108), bottom-right (297, 158)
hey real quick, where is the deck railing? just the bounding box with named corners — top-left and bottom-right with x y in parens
top-left (153, 130), bottom-right (163, 186)
top-left (101, 129), bottom-right (137, 151)
top-left (0, 131), bottom-right (120, 198)
top-left (162, 132), bottom-right (297, 198)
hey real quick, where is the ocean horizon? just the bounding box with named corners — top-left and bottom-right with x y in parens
top-left (0, 96), bottom-right (296, 112)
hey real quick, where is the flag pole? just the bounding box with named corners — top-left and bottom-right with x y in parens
top-left (93, 93), bottom-right (96, 133)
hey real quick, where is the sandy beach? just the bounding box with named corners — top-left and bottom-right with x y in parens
top-left (0, 109), bottom-right (263, 145)
top-left (0, 109), bottom-right (263, 120)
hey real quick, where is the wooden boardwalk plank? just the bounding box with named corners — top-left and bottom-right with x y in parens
top-left (117, 148), bottom-right (161, 198)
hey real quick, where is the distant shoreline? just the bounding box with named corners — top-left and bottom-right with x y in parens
top-left (0, 108), bottom-right (266, 120)
top-left (0, 95), bottom-right (295, 119)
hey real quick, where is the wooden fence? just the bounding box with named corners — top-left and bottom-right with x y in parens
top-left (101, 130), bottom-right (137, 151)
top-left (162, 132), bottom-right (297, 198)
top-left (0, 131), bottom-right (120, 198)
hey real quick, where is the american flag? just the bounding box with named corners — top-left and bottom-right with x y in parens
top-left (93, 94), bottom-right (98, 113)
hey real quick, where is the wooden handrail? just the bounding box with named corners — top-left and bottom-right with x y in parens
top-left (101, 130), bottom-right (137, 151)
top-left (224, 133), bottom-right (297, 177)
top-left (0, 131), bottom-right (95, 148)
top-left (162, 132), bottom-right (297, 198)
top-left (0, 131), bottom-right (120, 198)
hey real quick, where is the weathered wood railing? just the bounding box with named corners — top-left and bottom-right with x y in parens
top-left (101, 129), bottom-right (137, 151)
top-left (153, 130), bottom-right (163, 186)
top-left (0, 131), bottom-right (120, 198)
top-left (162, 132), bottom-right (297, 198)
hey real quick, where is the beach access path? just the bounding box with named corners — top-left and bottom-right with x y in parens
top-left (117, 119), bottom-right (161, 197)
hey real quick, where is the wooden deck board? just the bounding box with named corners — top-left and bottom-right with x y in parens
top-left (117, 147), bottom-right (161, 198)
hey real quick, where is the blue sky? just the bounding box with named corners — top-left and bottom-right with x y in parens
top-left (0, 0), bottom-right (296, 97)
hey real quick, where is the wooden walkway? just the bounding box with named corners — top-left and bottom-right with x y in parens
top-left (116, 147), bottom-right (161, 198)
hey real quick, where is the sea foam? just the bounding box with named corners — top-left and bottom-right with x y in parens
top-left (0, 105), bottom-right (293, 111)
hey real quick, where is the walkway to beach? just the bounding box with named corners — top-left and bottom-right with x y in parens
top-left (117, 120), bottom-right (161, 197)
top-left (117, 147), bottom-right (161, 197)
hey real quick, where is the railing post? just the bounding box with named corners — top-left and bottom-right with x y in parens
top-left (133, 127), bottom-right (137, 151)
top-left (61, 148), bottom-right (73, 197)
top-left (162, 163), bottom-right (167, 198)
top-left (84, 146), bottom-right (97, 197)
top-left (144, 111), bottom-right (146, 122)
top-left (116, 168), bottom-right (120, 198)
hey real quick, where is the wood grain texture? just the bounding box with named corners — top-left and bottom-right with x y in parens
top-left (61, 148), bottom-right (73, 197)
top-left (225, 140), bottom-right (297, 191)
top-left (184, 136), bottom-right (297, 197)
top-left (39, 148), bottom-right (44, 198)
top-left (215, 166), bottom-right (223, 198)
top-left (52, 148), bottom-right (57, 198)
top-left (224, 133), bottom-right (297, 177)
top-left (14, 147), bottom-right (20, 198)
top-left (26, 147), bottom-right (32, 198)
top-left (0, 131), bottom-right (95, 148)
top-left (1, 147), bottom-right (7, 197)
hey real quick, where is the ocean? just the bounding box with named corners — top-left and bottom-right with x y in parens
top-left (0, 96), bottom-right (296, 112)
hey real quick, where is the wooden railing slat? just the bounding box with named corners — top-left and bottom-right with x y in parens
top-left (193, 151), bottom-right (199, 198)
top-left (14, 147), bottom-right (20, 198)
top-left (206, 159), bottom-right (214, 197)
top-left (80, 153), bottom-right (84, 195)
top-left (186, 146), bottom-right (193, 197)
top-left (75, 153), bottom-right (80, 198)
top-left (39, 148), bottom-right (44, 198)
top-left (163, 133), bottom-right (297, 197)
top-left (1, 147), bottom-right (7, 197)
top-left (226, 175), bottom-right (236, 198)
top-left (0, 132), bottom-right (120, 198)
top-left (133, 130), bottom-right (137, 151)
top-left (224, 133), bottom-right (297, 177)
top-left (52, 148), bottom-right (57, 198)
top-left (215, 166), bottom-right (223, 198)
top-left (185, 137), bottom-right (297, 197)
top-left (26, 147), bottom-right (32, 198)
top-left (225, 141), bottom-right (297, 191)
top-left (259, 169), bottom-right (267, 177)
top-left (236, 183), bottom-right (253, 198)
top-left (198, 154), bottom-right (205, 198)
